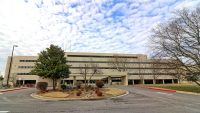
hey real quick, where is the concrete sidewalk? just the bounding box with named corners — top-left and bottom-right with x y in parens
top-left (141, 86), bottom-right (200, 95)
top-left (143, 86), bottom-right (176, 92)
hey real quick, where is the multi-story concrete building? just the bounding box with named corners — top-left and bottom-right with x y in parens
top-left (3, 52), bottom-right (179, 86)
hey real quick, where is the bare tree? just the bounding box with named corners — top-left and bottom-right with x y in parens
top-left (79, 60), bottom-right (102, 87)
top-left (89, 63), bottom-right (102, 83)
top-left (151, 59), bottom-right (162, 84)
top-left (108, 55), bottom-right (146, 84)
top-left (138, 61), bottom-right (144, 84)
top-left (108, 55), bottom-right (130, 72)
top-left (167, 60), bottom-right (185, 83)
top-left (150, 7), bottom-right (200, 86)
top-left (9, 73), bottom-right (17, 86)
top-left (79, 64), bottom-right (89, 87)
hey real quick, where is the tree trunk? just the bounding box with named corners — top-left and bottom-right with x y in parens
top-left (52, 79), bottom-right (57, 90)
top-left (153, 79), bottom-right (156, 84)
top-left (84, 74), bottom-right (87, 88)
top-left (178, 79), bottom-right (181, 84)
top-left (140, 79), bottom-right (144, 84)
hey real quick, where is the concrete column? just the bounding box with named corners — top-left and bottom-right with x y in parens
top-left (73, 76), bottom-right (77, 86)
top-left (108, 76), bottom-right (112, 85)
top-left (132, 80), bottom-right (134, 85)
top-left (124, 75), bottom-right (128, 85)
top-left (177, 79), bottom-right (180, 84)
top-left (153, 79), bottom-right (156, 84)
top-left (121, 76), bottom-right (125, 85)
top-left (22, 80), bottom-right (25, 85)
top-left (162, 79), bottom-right (165, 84)
top-left (121, 75), bottom-right (128, 85)
top-left (172, 79), bottom-right (174, 84)
top-left (57, 79), bottom-right (61, 89)
top-left (142, 79), bottom-right (145, 84)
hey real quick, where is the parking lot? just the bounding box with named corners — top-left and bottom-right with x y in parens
top-left (0, 86), bottom-right (200, 113)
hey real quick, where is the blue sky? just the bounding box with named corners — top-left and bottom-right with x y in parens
top-left (0, 0), bottom-right (200, 76)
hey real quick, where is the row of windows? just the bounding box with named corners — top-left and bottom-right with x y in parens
top-left (19, 60), bottom-right (37, 62)
top-left (16, 72), bottom-right (176, 75)
top-left (128, 73), bottom-right (176, 75)
top-left (18, 60), bottom-right (169, 65)
top-left (69, 67), bottom-right (173, 69)
top-left (66, 60), bottom-right (169, 64)
top-left (17, 65), bottom-right (171, 70)
top-left (18, 66), bottom-right (34, 69)
top-left (18, 59), bottom-right (168, 65)
top-left (17, 73), bottom-right (32, 75)
top-left (70, 73), bottom-right (175, 75)
top-left (67, 55), bottom-right (138, 58)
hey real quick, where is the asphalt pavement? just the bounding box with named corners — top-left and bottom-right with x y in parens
top-left (0, 86), bottom-right (200, 113)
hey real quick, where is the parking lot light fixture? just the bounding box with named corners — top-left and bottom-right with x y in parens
top-left (6, 45), bottom-right (18, 86)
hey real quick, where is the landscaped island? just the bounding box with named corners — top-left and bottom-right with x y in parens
top-left (31, 81), bottom-right (128, 101)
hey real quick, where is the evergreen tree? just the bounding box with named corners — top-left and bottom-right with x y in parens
top-left (31, 44), bottom-right (70, 90)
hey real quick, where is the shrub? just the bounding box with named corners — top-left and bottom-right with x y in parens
top-left (96, 91), bottom-right (103, 96)
top-left (76, 90), bottom-right (82, 96)
top-left (75, 81), bottom-right (82, 89)
top-left (88, 85), bottom-right (94, 90)
top-left (96, 80), bottom-right (104, 88)
top-left (30, 84), bottom-right (35, 87)
top-left (61, 84), bottom-right (67, 91)
top-left (13, 84), bottom-right (20, 87)
top-left (2, 84), bottom-right (11, 88)
top-left (81, 87), bottom-right (84, 91)
top-left (36, 82), bottom-right (48, 92)
top-left (95, 88), bottom-right (99, 94)
top-left (26, 84), bottom-right (31, 87)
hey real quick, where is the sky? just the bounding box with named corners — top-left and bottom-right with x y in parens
top-left (0, 0), bottom-right (200, 76)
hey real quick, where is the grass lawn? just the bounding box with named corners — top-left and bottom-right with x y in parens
top-left (147, 84), bottom-right (200, 93)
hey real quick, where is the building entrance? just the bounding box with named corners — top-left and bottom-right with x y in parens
top-left (111, 77), bottom-right (122, 85)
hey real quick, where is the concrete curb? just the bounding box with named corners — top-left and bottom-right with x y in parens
top-left (0, 87), bottom-right (29, 92)
top-left (31, 90), bottom-right (129, 101)
top-left (141, 86), bottom-right (200, 96)
top-left (109, 91), bottom-right (129, 99)
top-left (142, 86), bottom-right (176, 92)
top-left (176, 91), bottom-right (200, 96)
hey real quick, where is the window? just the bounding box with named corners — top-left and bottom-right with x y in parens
top-left (19, 60), bottom-right (37, 62)
top-left (66, 60), bottom-right (170, 64)
top-left (127, 73), bottom-right (175, 75)
top-left (18, 66), bottom-right (34, 69)
top-left (17, 73), bottom-right (31, 75)
top-left (67, 55), bottom-right (138, 58)
top-left (69, 67), bottom-right (174, 69)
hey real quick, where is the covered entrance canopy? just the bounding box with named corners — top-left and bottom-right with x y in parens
top-left (102, 75), bottom-right (128, 85)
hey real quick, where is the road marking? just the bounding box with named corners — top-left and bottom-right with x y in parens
top-left (0, 111), bottom-right (9, 113)
top-left (157, 92), bottom-right (173, 95)
top-left (0, 93), bottom-right (3, 95)
top-left (110, 91), bottom-right (129, 99)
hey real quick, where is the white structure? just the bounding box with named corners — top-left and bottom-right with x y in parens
top-left (3, 52), bottom-right (178, 86)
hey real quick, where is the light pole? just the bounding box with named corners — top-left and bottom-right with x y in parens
top-left (6, 45), bottom-right (18, 86)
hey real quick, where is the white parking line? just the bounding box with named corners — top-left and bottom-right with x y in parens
top-left (0, 111), bottom-right (9, 113)
top-left (157, 92), bottom-right (173, 95)
top-left (0, 93), bottom-right (3, 95)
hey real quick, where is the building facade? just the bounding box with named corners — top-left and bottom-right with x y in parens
top-left (3, 52), bottom-right (179, 86)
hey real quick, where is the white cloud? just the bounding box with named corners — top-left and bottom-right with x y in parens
top-left (0, 0), bottom-right (200, 76)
